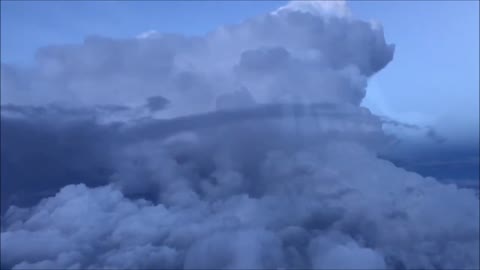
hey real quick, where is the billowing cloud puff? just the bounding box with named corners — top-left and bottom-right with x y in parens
top-left (1, 0), bottom-right (393, 116)
top-left (273, 0), bottom-right (351, 18)
top-left (1, 1), bottom-right (477, 270)
top-left (2, 140), bottom-right (478, 269)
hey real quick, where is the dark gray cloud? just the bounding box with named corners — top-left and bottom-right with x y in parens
top-left (146, 96), bottom-right (170, 112)
top-left (384, 141), bottom-right (479, 182)
top-left (1, 1), bottom-right (477, 270)
top-left (1, 102), bottom-right (384, 212)
top-left (0, 109), bottom-right (119, 213)
top-left (379, 116), bottom-right (446, 144)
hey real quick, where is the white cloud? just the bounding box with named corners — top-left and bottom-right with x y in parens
top-left (136, 30), bottom-right (160, 39)
top-left (1, 2), bottom-right (393, 118)
top-left (273, 0), bottom-right (351, 18)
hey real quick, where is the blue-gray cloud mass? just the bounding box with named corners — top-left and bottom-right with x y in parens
top-left (1, 1), bottom-right (478, 269)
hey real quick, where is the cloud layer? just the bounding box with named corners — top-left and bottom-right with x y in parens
top-left (1, 1), bottom-right (478, 269)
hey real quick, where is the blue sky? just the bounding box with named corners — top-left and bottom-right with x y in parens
top-left (1, 0), bottom-right (479, 146)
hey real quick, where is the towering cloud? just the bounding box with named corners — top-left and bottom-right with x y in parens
top-left (1, 1), bottom-right (477, 269)
top-left (1, 0), bottom-right (393, 114)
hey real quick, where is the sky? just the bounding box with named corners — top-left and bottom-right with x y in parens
top-left (0, 1), bottom-right (479, 269)
top-left (1, 0), bottom-right (479, 145)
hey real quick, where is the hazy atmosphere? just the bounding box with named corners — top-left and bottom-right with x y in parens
top-left (1, 1), bottom-right (478, 269)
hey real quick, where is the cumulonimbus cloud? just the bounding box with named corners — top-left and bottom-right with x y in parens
top-left (1, 1), bottom-right (478, 269)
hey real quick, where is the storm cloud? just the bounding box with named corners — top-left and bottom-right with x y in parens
top-left (1, 1), bottom-right (478, 269)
